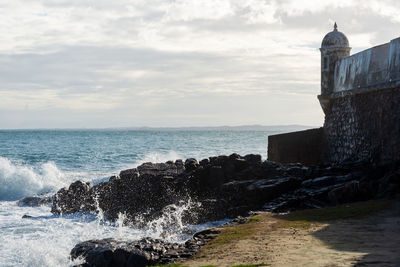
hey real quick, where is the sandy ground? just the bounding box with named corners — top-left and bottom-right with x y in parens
top-left (180, 202), bottom-right (400, 267)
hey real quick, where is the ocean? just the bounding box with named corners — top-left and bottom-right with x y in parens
top-left (0, 129), bottom-right (285, 266)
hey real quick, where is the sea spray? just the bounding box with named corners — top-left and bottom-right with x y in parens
top-left (141, 199), bottom-right (202, 243)
top-left (0, 157), bottom-right (69, 200)
top-left (0, 129), bottom-right (268, 266)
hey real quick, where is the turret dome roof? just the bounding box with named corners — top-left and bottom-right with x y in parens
top-left (321, 23), bottom-right (349, 48)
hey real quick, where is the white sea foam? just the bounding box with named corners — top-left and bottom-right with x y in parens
top-left (134, 151), bottom-right (183, 166)
top-left (0, 200), bottom-right (228, 267)
top-left (0, 157), bottom-right (71, 201)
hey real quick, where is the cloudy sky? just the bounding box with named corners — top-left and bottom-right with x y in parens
top-left (0, 0), bottom-right (399, 129)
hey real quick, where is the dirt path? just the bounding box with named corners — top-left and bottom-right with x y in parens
top-left (179, 200), bottom-right (400, 267)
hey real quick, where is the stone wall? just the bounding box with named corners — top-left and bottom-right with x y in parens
top-left (333, 37), bottom-right (400, 93)
top-left (268, 128), bottom-right (324, 166)
top-left (323, 87), bottom-right (400, 164)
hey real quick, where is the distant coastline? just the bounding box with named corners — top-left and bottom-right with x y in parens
top-left (0, 124), bottom-right (316, 132)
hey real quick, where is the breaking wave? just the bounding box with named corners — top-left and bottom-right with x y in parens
top-left (0, 157), bottom-right (70, 201)
top-left (133, 151), bottom-right (183, 166)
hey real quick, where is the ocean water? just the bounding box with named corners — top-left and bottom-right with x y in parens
top-left (0, 129), bottom-right (277, 266)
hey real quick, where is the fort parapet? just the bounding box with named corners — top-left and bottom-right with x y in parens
top-left (268, 24), bottom-right (400, 165)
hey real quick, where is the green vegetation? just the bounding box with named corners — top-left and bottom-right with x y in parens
top-left (246, 216), bottom-right (262, 222)
top-left (277, 200), bottom-right (391, 222)
top-left (149, 264), bottom-right (187, 267)
top-left (158, 200), bottom-right (393, 266)
top-left (149, 264), bottom-right (216, 267)
top-left (205, 200), bottom-right (392, 250)
top-left (231, 264), bottom-right (269, 267)
top-left (205, 223), bottom-right (257, 248)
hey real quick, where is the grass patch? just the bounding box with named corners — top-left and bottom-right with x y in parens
top-left (247, 216), bottom-right (262, 222)
top-left (204, 216), bottom-right (265, 249)
top-left (231, 264), bottom-right (269, 267)
top-left (277, 200), bottom-right (391, 223)
top-left (207, 225), bottom-right (256, 247)
top-left (149, 265), bottom-right (187, 267)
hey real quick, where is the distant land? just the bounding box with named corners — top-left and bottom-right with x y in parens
top-left (0, 125), bottom-right (316, 132)
top-left (121, 125), bottom-right (315, 132)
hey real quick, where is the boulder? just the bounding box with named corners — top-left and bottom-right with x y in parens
top-left (51, 181), bottom-right (94, 214)
top-left (17, 195), bottom-right (52, 207)
top-left (70, 233), bottom-right (220, 267)
top-left (136, 162), bottom-right (184, 177)
top-left (184, 158), bottom-right (198, 172)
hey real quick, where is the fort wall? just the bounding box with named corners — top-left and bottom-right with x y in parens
top-left (267, 29), bottom-right (400, 166)
top-left (267, 128), bottom-right (324, 165)
top-left (323, 87), bottom-right (400, 164)
top-left (334, 37), bottom-right (400, 93)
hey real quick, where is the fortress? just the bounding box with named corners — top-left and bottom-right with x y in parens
top-left (268, 23), bottom-right (400, 165)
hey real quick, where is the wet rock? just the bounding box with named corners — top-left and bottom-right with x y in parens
top-left (185, 158), bottom-right (198, 172)
top-left (51, 181), bottom-right (94, 214)
top-left (71, 232), bottom-right (221, 267)
top-left (137, 162), bottom-right (185, 177)
top-left (119, 168), bottom-right (139, 180)
top-left (247, 176), bottom-right (302, 203)
top-left (17, 195), bottom-right (52, 207)
top-left (22, 214), bottom-right (33, 219)
top-left (52, 153), bottom-right (400, 226)
top-left (244, 154), bottom-right (262, 166)
top-left (328, 180), bottom-right (361, 204)
top-left (301, 174), bottom-right (353, 188)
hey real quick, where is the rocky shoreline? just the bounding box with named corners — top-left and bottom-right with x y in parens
top-left (19, 154), bottom-right (400, 266)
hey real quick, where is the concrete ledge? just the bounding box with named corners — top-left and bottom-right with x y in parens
top-left (268, 128), bottom-right (324, 166)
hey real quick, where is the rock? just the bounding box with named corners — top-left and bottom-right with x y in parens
top-left (247, 176), bottom-right (302, 203)
top-left (328, 180), bottom-right (361, 204)
top-left (137, 162), bottom-right (185, 177)
top-left (244, 154), bottom-right (262, 165)
top-left (119, 168), bottom-right (139, 180)
top-left (232, 158), bottom-right (248, 172)
top-left (199, 158), bottom-right (210, 166)
top-left (185, 158), bottom-right (198, 172)
top-left (70, 234), bottom-right (220, 267)
top-left (301, 174), bottom-right (353, 188)
top-left (51, 181), bottom-right (94, 214)
top-left (206, 166), bottom-right (224, 187)
top-left (52, 153), bottom-right (397, 227)
top-left (22, 214), bottom-right (33, 219)
top-left (109, 175), bottom-right (120, 182)
top-left (17, 196), bottom-right (52, 207)
top-left (69, 180), bottom-right (91, 193)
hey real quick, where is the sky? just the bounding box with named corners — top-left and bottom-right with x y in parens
top-left (0, 0), bottom-right (399, 129)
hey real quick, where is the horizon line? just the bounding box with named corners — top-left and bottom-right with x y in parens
top-left (0, 124), bottom-right (319, 131)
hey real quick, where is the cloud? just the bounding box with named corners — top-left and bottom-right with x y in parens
top-left (0, 0), bottom-right (399, 128)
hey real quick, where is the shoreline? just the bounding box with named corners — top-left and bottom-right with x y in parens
top-left (179, 200), bottom-right (400, 267)
top-left (19, 153), bottom-right (400, 266)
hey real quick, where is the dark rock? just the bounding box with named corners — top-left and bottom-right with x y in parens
top-left (137, 162), bottom-right (184, 177)
top-left (301, 174), bottom-right (353, 188)
top-left (185, 158), bottom-right (198, 172)
top-left (205, 166), bottom-right (224, 188)
top-left (109, 175), bottom-right (120, 182)
top-left (119, 168), bottom-right (139, 180)
top-left (232, 158), bottom-right (248, 172)
top-left (52, 153), bottom-right (398, 228)
top-left (22, 214), bottom-right (33, 219)
top-left (244, 154), bottom-right (262, 165)
top-left (328, 180), bottom-right (361, 204)
top-left (17, 196), bottom-right (52, 207)
top-left (199, 158), bottom-right (210, 166)
top-left (247, 176), bottom-right (302, 203)
top-left (51, 180), bottom-right (94, 214)
top-left (69, 180), bottom-right (91, 193)
top-left (71, 232), bottom-right (221, 267)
